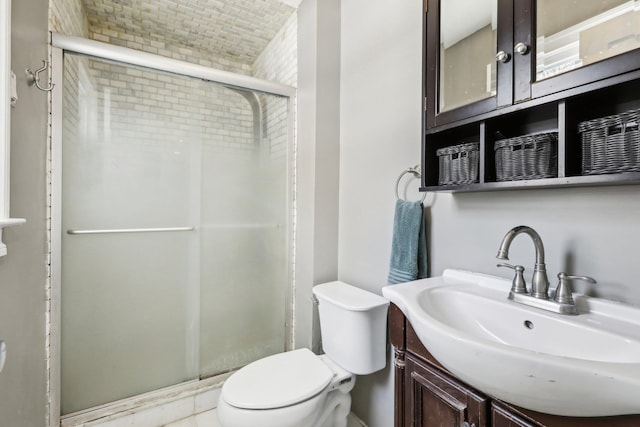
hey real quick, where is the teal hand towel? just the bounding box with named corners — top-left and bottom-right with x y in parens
top-left (388, 199), bottom-right (428, 284)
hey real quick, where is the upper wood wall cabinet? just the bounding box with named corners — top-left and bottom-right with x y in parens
top-left (423, 0), bottom-right (640, 192)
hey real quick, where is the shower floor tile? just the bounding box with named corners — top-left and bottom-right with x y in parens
top-left (164, 408), bottom-right (365, 427)
top-left (162, 409), bottom-right (221, 427)
top-left (195, 410), bottom-right (222, 426)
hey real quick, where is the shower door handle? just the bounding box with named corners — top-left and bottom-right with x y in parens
top-left (66, 226), bottom-right (196, 235)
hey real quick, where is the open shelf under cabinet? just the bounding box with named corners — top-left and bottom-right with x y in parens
top-left (423, 77), bottom-right (640, 192)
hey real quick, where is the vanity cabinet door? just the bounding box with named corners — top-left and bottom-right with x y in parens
top-left (492, 402), bottom-right (542, 427)
top-left (405, 354), bottom-right (489, 427)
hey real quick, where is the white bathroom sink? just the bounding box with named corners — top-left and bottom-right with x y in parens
top-left (382, 269), bottom-right (640, 417)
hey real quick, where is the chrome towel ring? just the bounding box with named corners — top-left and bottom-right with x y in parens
top-left (395, 165), bottom-right (427, 203)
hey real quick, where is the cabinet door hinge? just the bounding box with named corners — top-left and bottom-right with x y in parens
top-left (424, 97), bottom-right (427, 112)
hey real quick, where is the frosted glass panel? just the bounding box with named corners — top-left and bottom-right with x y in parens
top-left (198, 88), bottom-right (289, 377)
top-left (61, 233), bottom-right (196, 413)
top-left (199, 128), bottom-right (289, 375)
top-left (60, 54), bottom-right (289, 414)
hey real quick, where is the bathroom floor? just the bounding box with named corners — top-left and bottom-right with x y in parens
top-left (162, 409), bottom-right (366, 427)
top-left (162, 409), bottom-right (221, 427)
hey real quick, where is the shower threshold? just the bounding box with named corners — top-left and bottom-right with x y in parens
top-left (60, 373), bottom-right (232, 427)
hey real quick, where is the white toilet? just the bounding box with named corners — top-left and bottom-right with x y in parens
top-left (217, 281), bottom-right (389, 427)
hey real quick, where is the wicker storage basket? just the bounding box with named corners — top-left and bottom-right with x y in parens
top-left (578, 108), bottom-right (640, 175)
top-left (494, 132), bottom-right (558, 181)
top-left (436, 142), bottom-right (479, 185)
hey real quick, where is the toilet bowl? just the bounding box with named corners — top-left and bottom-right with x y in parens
top-left (217, 349), bottom-right (354, 427)
top-left (217, 281), bottom-right (389, 427)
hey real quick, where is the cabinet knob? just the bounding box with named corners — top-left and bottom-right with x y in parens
top-left (514, 42), bottom-right (529, 55)
top-left (496, 50), bottom-right (511, 63)
top-left (462, 422), bottom-right (476, 427)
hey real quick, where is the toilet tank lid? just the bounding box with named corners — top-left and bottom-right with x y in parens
top-left (313, 281), bottom-right (389, 311)
top-left (222, 348), bottom-right (333, 410)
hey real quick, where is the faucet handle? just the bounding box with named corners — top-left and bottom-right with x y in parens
top-left (497, 263), bottom-right (527, 294)
top-left (553, 272), bottom-right (597, 305)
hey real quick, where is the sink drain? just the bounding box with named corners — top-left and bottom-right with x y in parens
top-left (523, 320), bottom-right (534, 329)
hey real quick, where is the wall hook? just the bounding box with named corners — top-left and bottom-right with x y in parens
top-left (26, 60), bottom-right (55, 92)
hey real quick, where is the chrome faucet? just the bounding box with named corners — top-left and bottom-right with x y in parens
top-left (496, 225), bottom-right (550, 299)
top-left (496, 225), bottom-right (596, 315)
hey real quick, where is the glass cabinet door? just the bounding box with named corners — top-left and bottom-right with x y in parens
top-left (439, 0), bottom-right (498, 112)
top-left (426, 0), bottom-right (508, 128)
top-left (536, 0), bottom-right (640, 81)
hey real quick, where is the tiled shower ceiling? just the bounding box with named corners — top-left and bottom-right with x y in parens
top-left (81, 0), bottom-right (296, 64)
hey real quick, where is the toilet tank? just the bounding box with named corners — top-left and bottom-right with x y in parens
top-left (313, 281), bottom-right (389, 375)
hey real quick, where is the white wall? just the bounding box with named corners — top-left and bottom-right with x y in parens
top-left (429, 186), bottom-right (640, 305)
top-left (338, 0), bottom-right (640, 426)
top-left (339, 0), bottom-right (422, 425)
top-left (296, 0), bottom-right (342, 352)
top-left (0, 0), bottom-right (49, 425)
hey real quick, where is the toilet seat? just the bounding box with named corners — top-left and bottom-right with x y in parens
top-left (222, 348), bottom-right (333, 410)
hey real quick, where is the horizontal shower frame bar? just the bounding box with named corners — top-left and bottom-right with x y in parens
top-left (65, 224), bottom-right (281, 235)
top-left (66, 226), bottom-right (196, 235)
top-left (51, 33), bottom-right (296, 98)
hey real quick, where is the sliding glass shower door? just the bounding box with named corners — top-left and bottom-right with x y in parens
top-left (59, 53), bottom-right (291, 415)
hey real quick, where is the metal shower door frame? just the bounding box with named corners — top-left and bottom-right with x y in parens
top-left (48, 35), bottom-right (296, 427)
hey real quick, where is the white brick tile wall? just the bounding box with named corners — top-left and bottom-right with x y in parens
top-left (50, 0), bottom-right (297, 158)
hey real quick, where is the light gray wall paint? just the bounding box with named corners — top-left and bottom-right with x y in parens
top-left (0, 0), bottom-right (49, 425)
top-left (311, 0), bottom-right (340, 287)
top-left (429, 186), bottom-right (640, 305)
top-left (338, 1), bottom-right (640, 426)
top-left (296, 0), bottom-right (341, 352)
top-left (339, 0), bottom-right (423, 425)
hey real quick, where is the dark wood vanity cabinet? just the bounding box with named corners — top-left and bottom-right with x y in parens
top-left (405, 354), bottom-right (488, 427)
top-left (390, 303), bottom-right (489, 427)
top-left (389, 303), bottom-right (640, 427)
top-left (422, 0), bottom-right (640, 192)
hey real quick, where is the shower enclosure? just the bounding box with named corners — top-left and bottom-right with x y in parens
top-left (50, 35), bottom-right (294, 417)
